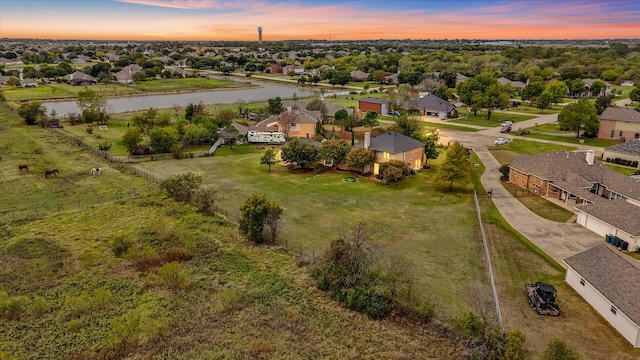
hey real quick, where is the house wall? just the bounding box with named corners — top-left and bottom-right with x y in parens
top-left (577, 212), bottom-right (639, 251)
top-left (359, 102), bottom-right (383, 115)
top-left (372, 147), bottom-right (424, 172)
top-left (598, 119), bottom-right (640, 140)
top-left (287, 122), bottom-right (316, 139)
top-left (508, 170), bottom-right (550, 195)
top-left (565, 266), bottom-right (640, 348)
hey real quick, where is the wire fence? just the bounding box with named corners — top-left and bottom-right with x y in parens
top-left (474, 190), bottom-right (504, 330)
top-left (0, 186), bottom-right (154, 225)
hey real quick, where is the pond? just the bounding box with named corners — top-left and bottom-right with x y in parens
top-left (43, 78), bottom-right (318, 115)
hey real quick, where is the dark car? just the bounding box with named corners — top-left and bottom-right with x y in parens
top-left (500, 125), bottom-right (512, 133)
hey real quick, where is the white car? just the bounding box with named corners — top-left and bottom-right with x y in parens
top-left (501, 121), bottom-right (513, 127)
top-left (494, 137), bottom-right (508, 145)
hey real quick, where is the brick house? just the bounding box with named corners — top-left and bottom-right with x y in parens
top-left (355, 131), bottom-right (425, 174)
top-left (358, 97), bottom-right (388, 115)
top-left (509, 150), bottom-right (640, 207)
top-left (277, 108), bottom-right (321, 139)
top-left (402, 93), bottom-right (457, 119)
top-left (265, 64), bottom-right (282, 74)
top-left (350, 70), bottom-right (369, 82)
top-left (597, 107), bottom-right (640, 141)
top-left (564, 245), bottom-right (640, 347)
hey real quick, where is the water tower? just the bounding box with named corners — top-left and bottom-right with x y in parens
top-left (257, 26), bottom-right (263, 43)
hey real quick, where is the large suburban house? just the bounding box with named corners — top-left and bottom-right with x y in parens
top-left (497, 77), bottom-right (526, 91)
top-left (583, 78), bottom-right (612, 97)
top-left (350, 70), bottom-right (369, 82)
top-left (597, 107), bottom-right (640, 141)
top-left (508, 150), bottom-right (640, 207)
top-left (62, 71), bottom-right (97, 85)
top-left (564, 245), bottom-right (640, 348)
top-left (358, 97), bottom-right (388, 116)
top-left (381, 73), bottom-right (398, 85)
top-left (603, 141), bottom-right (640, 170)
top-left (402, 93), bottom-right (457, 119)
top-left (276, 108), bottom-right (321, 139)
top-left (355, 131), bottom-right (425, 174)
top-left (114, 64), bottom-right (143, 84)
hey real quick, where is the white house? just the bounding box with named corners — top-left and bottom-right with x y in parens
top-left (576, 200), bottom-right (640, 252)
top-left (564, 245), bottom-right (640, 348)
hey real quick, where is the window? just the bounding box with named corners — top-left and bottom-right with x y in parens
top-left (620, 131), bottom-right (623, 137)
top-left (580, 278), bottom-right (585, 286)
top-left (610, 130), bottom-right (615, 138)
top-left (611, 306), bottom-right (617, 315)
top-left (383, 152), bottom-right (390, 159)
top-left (635, 133), bottom-right (639, 139)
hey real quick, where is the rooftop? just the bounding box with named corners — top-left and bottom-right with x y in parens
top-left (576, 200), bottom-right (640, 236)
top-left (600, 107), bottom-right (640, 124)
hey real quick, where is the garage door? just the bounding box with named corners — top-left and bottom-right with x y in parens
top-left (579, 213), bottom-right (612, 237)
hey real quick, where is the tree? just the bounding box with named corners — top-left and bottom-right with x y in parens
top-left (318, 139), bottom-right (350, 166)
top-left (595, 94), bottom-right (615, 115)
top-left (434, 85), bottom-right (449, 100)
top-left (260, 147), bottom-right (278, 172)
top-left (333, 109), bottom-right (349, 132)
top-left (234, 98), bottom-right (247, 117)
top-left (160, 173), bottom-right (202, 202)
top-left (184, 103), bottom-right (196, 122)
top-left (149, 126), bottom-right (179, 153)
top-left (277, 110), bottom-right (298, 139)
top-left (372, 69), bottom-right (386, 83)
top-left (5, 77), bottom-right (20, 87)
top-left (76, 89), bottom-right (108, 124)
top-left (439, 72), bottom-right (457, 89)
top-left (568, 78), bottom-right (586, 97)
top-left (131, 108), bottom-right (160, 139)
top-left (476, 83), bottom-right (512, 120)
top-left (412, 132), bottom-right (439, 167)
top-left (267, 96), bottom-right (283, 115)
top-left (280, 137), bottom-right (318, 169)
top-left (545, 80), bottom-right (569, 105)
top-left (503, 329), bottom-right (527, 360)
top-left (542, 338), bottom-right (581, 360)
top-left (306, 98), bottom-right (329, 120)
top-left (17, 101), bottom-right (45, 125)
top-left (558, 98), bottom-right (599, 139)
top-left (239, 195), bottom-right (270, 243)
top-left (221, 123), bottom-right (239, 150)
top-left (329, 71), bottom-right (350, 87)
top-left (346, 147), bottom-right (375, 174)
top-left (435, 141), bottom-right (471, 191)
top-left (122, 127), bottom-right (143, 155)
top-left (379, 160), bottom-right (410, 184)
top-left (264, 203), bottom-right (283, 243)
top-left (520, 81), bottom-right (544, 102)
top-left (456, 72), bottom-right (497, 113)
top-left (182, 124), bottom-right (208, 146)
top-left (630, 86), bottom-right (640, 102)
top-left (362, 111), bottom-right (379, 132)
top-left (536, 91), bottom-right (553, 113)
top-left (392, 115), bottom-right (421, 137)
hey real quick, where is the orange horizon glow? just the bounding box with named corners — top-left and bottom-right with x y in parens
top-left (1, 0), bottom-right (639, 41)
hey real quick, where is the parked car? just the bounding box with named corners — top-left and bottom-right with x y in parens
top-left (500, 125), bottom-right (512, 133)
top-left (501, 121), bottom-right (513, 127)
top-left (387, 110), bottom-right (400, 116)
top-left (494, 137), bottom-right (508, 145)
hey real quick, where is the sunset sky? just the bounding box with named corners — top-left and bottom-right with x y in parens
top-left (1, 0), bottom-right (639, 41)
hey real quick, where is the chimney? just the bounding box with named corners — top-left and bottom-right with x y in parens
top-left (586, 150), bottom-right (595, 165)
top-left (364, 132), bottom-right (370, 149)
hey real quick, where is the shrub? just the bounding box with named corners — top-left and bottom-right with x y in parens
top-left (157, 261), bottom-right (187, 290)
top-left (239, 194), bottom-right (270, 243)
top-left (85, 125), bottom-right (94, 134)
top-left (0, 291), bottom-right (26, 320)
top-left (542, 338), bottom-right (581, 360)
top-left (111, 236), bottom-right (134, 257)
top-left (499, 164), bottom-right (510, 181)
top-left (98, 141), bottom-right (112, 151)
top-left (160, 173), bottom-right (202, 202)
top-left (379, 160), bottom-right (411, 184)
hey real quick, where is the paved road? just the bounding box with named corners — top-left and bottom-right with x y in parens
top-left (423, 114), bottom-right (605, 265)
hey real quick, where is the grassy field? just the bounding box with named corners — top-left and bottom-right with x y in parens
top-left (489, 139), bottom-right (577, 159)
top-left (137, 149), bottom-right (487, 311)
top-left (606, 164), bottom-right (639, 176)
top-left (500, 182), bottom-right (575, 222)
top-left (452, 109), bottom-right (536, 127)
top-left (506, 103), bottom-right (564, 115)
top-left (521, 133), bottom-right (621, 147)
top-left (2, 78), bottom-right (251, 102)
top-left (527, 122), bottom-right (571, 134)
top-left (0, 104), bottom-right (156, 224)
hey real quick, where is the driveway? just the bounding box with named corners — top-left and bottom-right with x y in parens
top-left (428, 116), bottom-right (605, 265)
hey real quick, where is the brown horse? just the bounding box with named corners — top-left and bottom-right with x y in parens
top-left (18, 164), bottom-right (28, 171)
top-left (45, 169), bottom-right (59, 178)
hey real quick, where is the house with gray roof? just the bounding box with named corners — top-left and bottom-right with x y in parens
top-left (575, 200), bottom-right (640, 251)
top-left (402, 93), bottom-right (457, 119)
top-left (350, 70), bottom-right (369, 82)
top-left (63, 71), bottom-right (97, 85)
top-left (354, 131), bottom-right (425, 174)
top-left (598, 107), bottom-right (640, 141)
top-left (497, 77), bottom-right (526, 91)
top-left (564, 244), bottom-right (640, 347)
top-left (603, 140), bottom-right (640, 170)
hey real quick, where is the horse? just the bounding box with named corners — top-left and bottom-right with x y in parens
top-left (45, 169), bottom-right (59, 178)
top-left (90, 167), bottom-right (103, 176)
top-left (18, 164), bottom-right (28, 171)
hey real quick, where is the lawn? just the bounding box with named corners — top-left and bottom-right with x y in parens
top-left (489, 139), bottom-right (577, 159)
top-left (606, 164), bottom-right (639, 176)
top-left (506, 103), bottom-right (564, 115)
top-left (521, 133), bottom-right (621, 147)
top-left (62, 121), bottom-right (131, 156)
top-left (131, 77), bottom-right (252, 92)
top-left (500, 182), bottom-right (575, 222)
top-left (527, 122), bottom-right (569, 134)
top-left (137, 150), bottom-right (488, 311)
top-left (452, 108), bottom-right (536, 127)
top-left (0, 103), bottom-right (155, 224)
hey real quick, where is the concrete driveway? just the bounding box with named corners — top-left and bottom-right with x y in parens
top-left (426, 115), bottom-right (605, 265)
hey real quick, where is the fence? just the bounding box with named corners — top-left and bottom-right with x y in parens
top-left (0, 186), bottom-right (153, 225)
top-left (473, 190), bottom-right (503, 329)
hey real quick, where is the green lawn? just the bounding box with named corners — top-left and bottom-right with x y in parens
top-left (521, 133), bottom-right (621, 147)
top-left (452, 109), bottom-right (536, 127)
top-left (489, 139), bottom-right (577, 164)
top-left (606, 164), bottom-right (639, 176)
top-left (137, 151), bottom-right (487, 311)
top-left (62, 121), bottom-right (131, 156)
top-left (506, 103), bottom-right (564, 115)
top-left (131, 77), bottom-right (252, 92)
top-left (501, 182), bottom-right (575, 222)
top-left (527, 122), bottom-right (569, 134)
